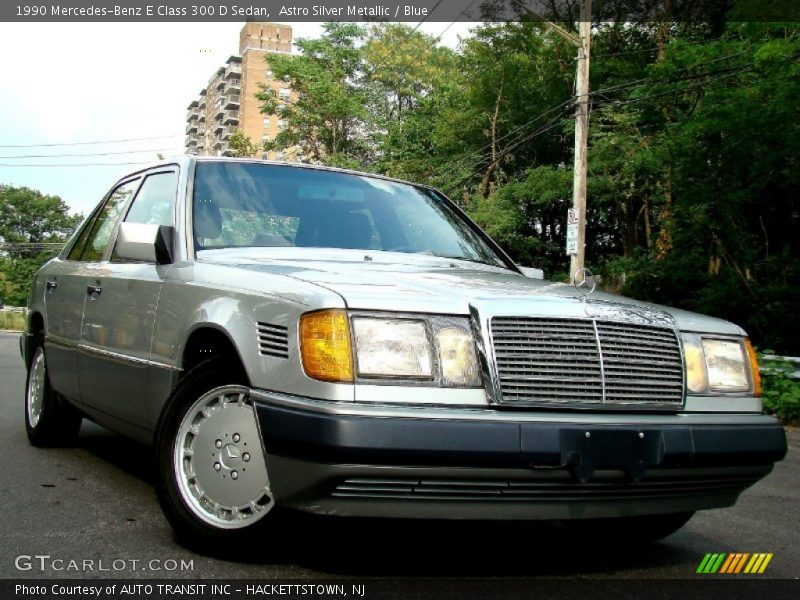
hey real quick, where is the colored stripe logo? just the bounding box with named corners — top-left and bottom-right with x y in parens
top-left (697, 553), bottom-right (773, 574)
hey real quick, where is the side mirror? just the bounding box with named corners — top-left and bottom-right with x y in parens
top-left (518, 266), bottom-right (544, 280)
top-left (115, 222), bottom-right (175, 264)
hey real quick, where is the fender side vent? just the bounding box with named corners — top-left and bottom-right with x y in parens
top-left (257, 322), bottom-right (289, 359)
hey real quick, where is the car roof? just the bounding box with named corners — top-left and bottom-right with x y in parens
top-left (124, 155), bottom-right (429, 190)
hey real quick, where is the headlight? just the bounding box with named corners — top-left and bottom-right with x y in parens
top-left (681, 334), bottom-right (756, 395)
top-left (300, 311), bottom-right (482, 387)
top-left (435, 322), bottom-right (481, 387)
top-left (702, 338), bottom-right (749, 391)
top-left (352, 318), bottom-right (433, 379)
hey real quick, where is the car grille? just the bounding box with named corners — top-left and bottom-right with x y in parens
top-left (490, 317), bottom-right (683, 407)
top-left (331, 472), bottom-right (759, 502)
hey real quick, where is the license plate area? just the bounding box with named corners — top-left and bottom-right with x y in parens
top-left (560, 428), bottom-right (665, 483)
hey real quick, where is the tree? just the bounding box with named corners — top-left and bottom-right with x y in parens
top-left (0, 185), bottom-right (81, 306)
top-left (256, 23), bottom-right (369, 167)
top-left (226, 130), bottom-right (261, 158)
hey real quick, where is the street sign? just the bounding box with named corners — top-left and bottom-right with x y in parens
top-left (566, 209), bottom-right (579, 255)
top-left (567, 208), bottom-right (579, 225)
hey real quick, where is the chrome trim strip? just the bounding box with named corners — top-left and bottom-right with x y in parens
top-left (45, 333), bottom-right (78, 349)
top-left (592, 319), bottom-right (607, 403)
top-left (75, 342), bottom-right (181, 371)
top-left (249, 389), bottom-right (770, 425)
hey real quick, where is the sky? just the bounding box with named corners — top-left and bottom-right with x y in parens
top-left (0, 21), bottom-right (473, 216)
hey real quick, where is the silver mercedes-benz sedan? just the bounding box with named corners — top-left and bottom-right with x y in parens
top-left (21, 156), bottom-right (786, 546)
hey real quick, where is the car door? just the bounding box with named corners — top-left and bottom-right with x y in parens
top-left (77, 168), bottom-right (179, 428)
top-left (43, 205), bottom-right (111, 401)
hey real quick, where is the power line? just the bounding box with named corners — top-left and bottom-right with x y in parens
top-left (593, 36), bottom-right (722, 60)
top-left (0, 161), bottom-right (153, 168)
top-left (426, 97), bottom-right (575, 184)
top-left (437, 50), bottom-right (785, 194)
top-left (582, 49), bottom-right (750, 101)
top-left (0, 147), bottom-right (183, 160)
top-left (0, 134), bottom-right (182, 149)
top-left (442, 107), bottom-right (573, 193)
top-left (432, 0), bottom-right (479, 42)
top-left (428, 42), bottom-right (755, 189)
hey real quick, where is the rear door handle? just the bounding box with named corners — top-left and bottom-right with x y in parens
top-left (46, 280), bottom-right (58, 291)
top-left (86, 284), bottom-right (102, 296)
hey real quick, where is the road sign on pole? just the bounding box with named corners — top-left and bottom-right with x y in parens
top-left (566, 208), bottom-right (579, 255)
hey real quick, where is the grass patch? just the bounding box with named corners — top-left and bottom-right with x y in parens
top-left (0, 310), bottom-right (26, 331)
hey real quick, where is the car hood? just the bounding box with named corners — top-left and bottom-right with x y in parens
top-left (200, 248), bottom-right (745, 336)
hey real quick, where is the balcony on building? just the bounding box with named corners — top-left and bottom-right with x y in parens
top-left (213, 120), bottom-right (224, 134)
top-left (224, 94), bottom-right (240, 110)
top-left (223, 110), bottom-right (239, 125)
top-left (224, 59), bottom-right (242, 80)
top-left (186, 122), bottom-right (198, 135)
top-left (226, 79), bottom-right (241, 94)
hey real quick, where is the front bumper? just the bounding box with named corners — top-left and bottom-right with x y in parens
top-left (251, 391), bottom-right (787, 520)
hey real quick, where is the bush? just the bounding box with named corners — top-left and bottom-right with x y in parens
top-left (759, 352), bottom-right (800, 423)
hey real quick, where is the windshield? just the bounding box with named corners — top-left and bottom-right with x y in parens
top-left (192, 162), bottom-right (507, 268)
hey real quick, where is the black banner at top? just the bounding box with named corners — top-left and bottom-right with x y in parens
top-left (3, 0), bottom-right (800, 23)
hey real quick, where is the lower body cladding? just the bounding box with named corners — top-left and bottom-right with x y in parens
top-left (250, 391), bottom-right (787, 520)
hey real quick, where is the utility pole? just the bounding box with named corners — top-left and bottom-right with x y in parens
top-left (569, 0), bottom-right (592, 281)
top-left (511, 0), bottom-right (592, 281)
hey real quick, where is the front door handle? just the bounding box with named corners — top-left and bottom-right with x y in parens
top-left (86, 284), bottom-right (102, 296)
top-left (46, 280), bottom-right (58, 291)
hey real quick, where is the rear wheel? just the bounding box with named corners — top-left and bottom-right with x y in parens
top-left (155, 358), bottom-right (278, 549)
top-left (25, 339), bottom-right (82, 447)
top-left (562, 511), bottom-right (694, 544)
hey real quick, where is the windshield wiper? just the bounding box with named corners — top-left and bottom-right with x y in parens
top-left (425, 253), bottom-right (508, 270)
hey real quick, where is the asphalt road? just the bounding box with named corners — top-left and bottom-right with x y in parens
top-left (0, 331), bottom-right (797, 582)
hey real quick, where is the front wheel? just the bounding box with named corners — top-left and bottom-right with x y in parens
top-left (561, 511), bottom-right (694, 544)
top-left (154, 360), bottom-right (277, 549)
top-left (25, 342), bottom-right (82, 447)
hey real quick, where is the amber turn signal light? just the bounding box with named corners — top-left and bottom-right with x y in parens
top-left (299, 309), bottom-right (354, 383)
top-left (744, 338), bottom-right (762, 397)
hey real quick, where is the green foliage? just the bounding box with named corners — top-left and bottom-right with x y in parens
top-left (759, 352), bottom-right (800, 423)
top-left (226, 130), bottom-right (260, 158)
top-left (0, 185), bottom-right (81, 306)
top-left (256, 23), bottom-right (370, 164)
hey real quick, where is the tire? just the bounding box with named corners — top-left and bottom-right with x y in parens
top-left (25, 336), bottom-right (82, 447)
top-left (154, 357), bottom-right (279, 551)
top-left (561, 511), bottom-right (694, 544)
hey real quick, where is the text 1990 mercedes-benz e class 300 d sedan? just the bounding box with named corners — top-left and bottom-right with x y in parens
top-left (22, 157), bottom-right (786, 545)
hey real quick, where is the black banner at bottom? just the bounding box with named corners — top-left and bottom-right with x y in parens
top-left (4, 579), bottom-right (800, 600)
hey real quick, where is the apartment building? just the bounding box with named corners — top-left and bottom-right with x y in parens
top-left (185, 22), bottom-right (294, 159)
